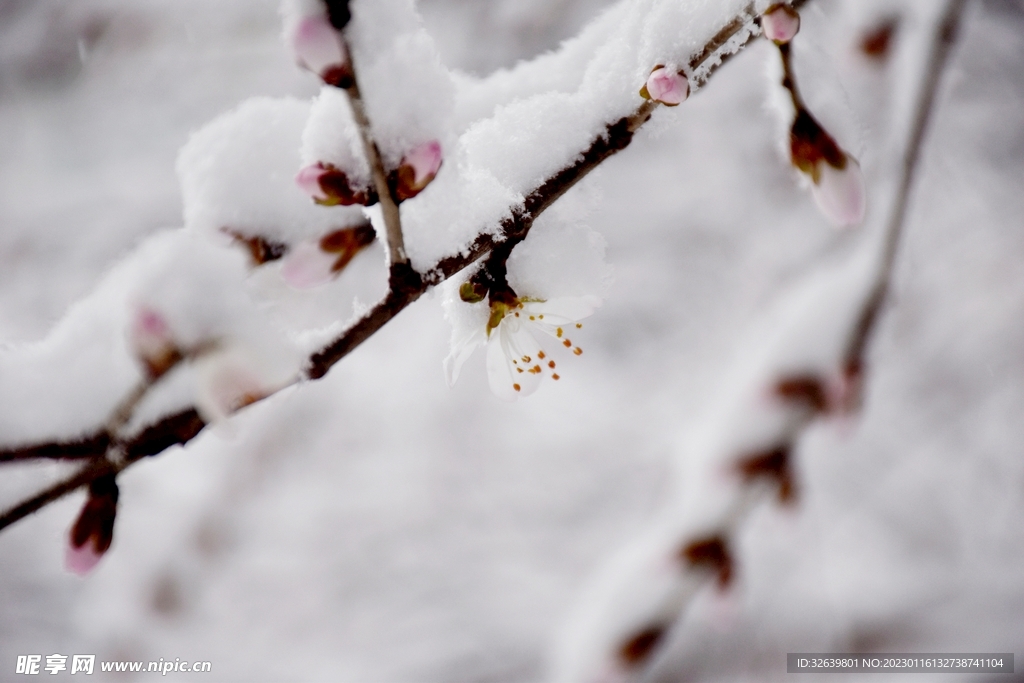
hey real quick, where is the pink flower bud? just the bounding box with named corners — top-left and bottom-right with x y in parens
top-left (290, 14), bottom-right (349, 86)
top-left (788, 108), bottom-right (866, 227)
top-left (66, 540), bottom-right (104, 576)
top-left (642, 66), bottom-right (688, 106)
top-left (66, 476), bottom-right (118, 576)
top-left (295, 162), bottom-right (374, 206)
top-left (281, 224), bottom-right (376, 289)
top-left (129, 307), bottom-right (180, 379)
top-left (391, 140), bottom-right (443, 201)
top-left (295, 164), bottom-right (329, 202)
top-left (405, 140), bottom-right (443, 187)
top-left (762, 4), bottom-right (800, 44)
top-left (280, 240), bottom-right (338, 289)
top-left (811, 155), bottom-right (865, 227)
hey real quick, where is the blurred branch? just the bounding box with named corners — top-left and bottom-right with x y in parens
top-left (555, 2), bottom-right (968, 679)
top-left (0, 1), bottom-right (796, 531)
top-left (844, 0), bottom-right (967, 377)
top-left (0, 409), bottom-right (205, 532)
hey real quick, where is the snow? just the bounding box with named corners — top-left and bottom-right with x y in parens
top-left (1, 0), bottom-right (1024, 681)
top-left (346, 0), bottom-right (455, 168)
top-left (178, 96), bottom-right (366, 244)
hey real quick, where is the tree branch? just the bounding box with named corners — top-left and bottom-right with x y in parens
top-left (337, 33), bottom-right (410, 277)
top-left (0, 1), bottom-right (795, 532)
top-left (844, 0), bottom-right (967, 374)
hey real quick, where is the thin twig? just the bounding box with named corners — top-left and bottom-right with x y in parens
top-left (0, 2), bottom-right (792, 532)
top-left (0, 432), bottom-right (110, 463)
top-left (337, 36), bottom-right (409, 274)
top-left (844, 0), bottom-right (966, 373)
top-left (0, 409), bottom-right (205, 531)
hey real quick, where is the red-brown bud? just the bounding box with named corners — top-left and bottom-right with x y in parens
top-left (65, 475), bottom-right (119, 576)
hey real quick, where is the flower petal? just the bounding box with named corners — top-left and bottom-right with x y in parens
top-left (290, 14), bottom-right (345, 78)
top-left (295, 164), bottom-right (329, 201)
top-left (487, 321), bottom-right (543, 400)
top-left (444, 325), bottom-right (485, 388)
top-left (812, 156), bottom-right (865, 227)
top-left (523, 295), bottom-right (602, 329)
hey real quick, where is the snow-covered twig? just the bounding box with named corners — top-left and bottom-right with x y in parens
top-left (551, 2), bottom-right (966, 680)
top-left (336, 31), bottom-right (413, 280)
top-left (0, 1), bottom-right (800, 533)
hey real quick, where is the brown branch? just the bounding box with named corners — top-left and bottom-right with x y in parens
top-left (0, 409), bottom-right (206, 532)
top-left (0, 2), bottom-right (790, 532)
top-left (337, 35), bottom-right (410, 276)
top-left (843, 0), bottom-right (966, 378)
top-left (0, 432), bottom-right (110, 463)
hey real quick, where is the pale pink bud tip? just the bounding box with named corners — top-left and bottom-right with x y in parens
top-left (65, 541), bottom-right (103, 576)
top-left (290, 15), bottom-right (346, 80)
top-left (195, 349), bottom-right (268, 422)
top-left (131, 308), bottom-right (170, 352)
top-left (644, 67), bottom-right (688, 106)
top-left (405, 140), bottom-right (443, 187)
top-left (295, 164), bottom-right (329, 201)
top-left (812, 156), bottom-right (866, 228)
top-left (280, 240), bottom-right (337, 289)
top-left (130, 307), bottom-right (179, 378)
top-left (762, 4), bottom-right (800, 44)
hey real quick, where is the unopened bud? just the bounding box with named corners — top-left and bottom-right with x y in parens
top-left (762, 4), bottom-right (800, 44)
top-left (66, 475), bottom-right (118, 576)
top-left (289, 13), bottom-right (351, 87)
top-left (790, 108), bottom-right (865, 227)
top-left (194, 347), bottom-right (269, 422)
top-left (811, 155), bottom-right (865, 227)
top-left (130, 307), bottom-right (180, 379)
top-left (459, 280), bottom-right (488, 304)
top-left (280, 240), bottom-right (338, 289)
top-left (391, 140), bottom-right (443, 201)
top-left (222, 229), bottom-right (288, 266)
top-left (279, 223), bottom-right (376, 289)
top-left (639, 65), bottom-right (688, 106)
top-left (295, 162), bottom-right (374, 206)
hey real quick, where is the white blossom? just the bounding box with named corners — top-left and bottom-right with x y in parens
top-left (446, 295), bottom-right (601, 401)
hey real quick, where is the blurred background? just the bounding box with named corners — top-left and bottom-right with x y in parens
top-left (1, 0), bottom-right (1023, 680)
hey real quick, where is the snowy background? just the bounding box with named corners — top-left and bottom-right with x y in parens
top-left (1, 0), bottom-right (1023, 681)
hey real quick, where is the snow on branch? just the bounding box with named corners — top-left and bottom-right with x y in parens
top-left (0, 0), bottom-right (788, 544)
